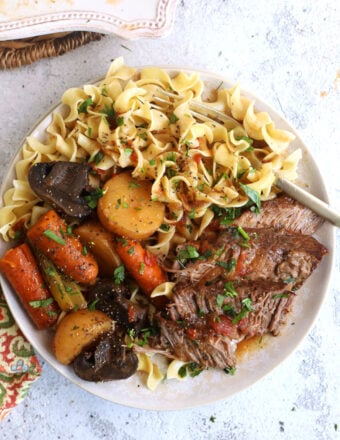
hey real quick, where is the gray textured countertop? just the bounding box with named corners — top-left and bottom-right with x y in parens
top-left (0, 1), bottom-right (339, 439)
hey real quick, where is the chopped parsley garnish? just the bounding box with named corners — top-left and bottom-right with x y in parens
top-left (235, 135), bottom-right (254, 145)
top-left (124, 148), bottom-right (133, 156)
top-left (138, 132), bottom-right (148, 141)
top-left (232, 297), bottom-right (253, 324)
top-left (43, 229), bottom-right (66, 245)
top-left (211, 205), bottom-right (242, 225)
top-left (160, 223), bottom-right (171, 232)
top-left (284, 276), bottom-right (295, 284)
top-left (29, 298), bottom-right (54, 309)
top-left (272, 293), bottom-right (290, 299)
top-left (149, 158), bottom-right (156, 166)
top-left (240, 183), bottom-right (261, 213)
top-left (78, 98), bottom-right (94, 114)
top-left (99, 103), bottom-right (116, 127)
top-left (224, 281), bottom-right (238, 297)
top-left (188, 208), bottom-right (196, 219)
top-left (178, 362), bottom-right (204, 378)
top-left (85, 187), bottom-right (105, 209)
top-left (167, 152), bottom-right (177, 162)
top-left (89, 151), bottom-right (104, 165)
top-left (237, 226), bottom-right (250, 241)
top-left (139, 262), bottom-right (145, 275)
top-left (128, 181), bottom-right (140, 189)
top-left (169, 112), bottom-right (179, 125)
top-left (216, 258), bottom-right (236, 272)
top-left (224, 366), bottom-right (236, 375)
top-left (113, 265), bottom-right (125, 285)
top-left (88, 299), bottom-right (99, 311)
top-left (216, 294), bottom-right (225, 308)
top-left (177, 245), bottom-right (200, 265)
top-left (117, 116), bottom-right (124, 126)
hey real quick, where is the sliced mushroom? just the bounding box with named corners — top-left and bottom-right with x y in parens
top-left (87, 279), bottom-right (148, 331)
top-left (28, 161), bottom-right (99, 218)
top-left (73, 331), bottom-right (138, 381)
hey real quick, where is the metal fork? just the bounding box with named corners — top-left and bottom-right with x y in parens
top-left (152, 88), bottom-right (340, 227)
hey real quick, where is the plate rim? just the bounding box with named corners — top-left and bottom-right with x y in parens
top-left (0, 64), bottom-right (335, 410)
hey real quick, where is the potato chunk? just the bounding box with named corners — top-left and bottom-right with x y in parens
top-left (97, 172), bottom-right (165, 240)
top-left (53, 309), bottom-right (113, 365)
top-left (74, 220), bottom-right (121, 277)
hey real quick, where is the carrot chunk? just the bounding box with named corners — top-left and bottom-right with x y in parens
top-left (115, 238), bottom-right (168, 308)
top-left (0, 243), bottom-right (59, 329)
top-left (27, 210), bottom-right (98, 284)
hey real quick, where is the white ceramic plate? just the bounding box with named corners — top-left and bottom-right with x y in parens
top-left (0, 0), bottom-right (178, 40)
top-left (0, 67), bottom-right (335, 410)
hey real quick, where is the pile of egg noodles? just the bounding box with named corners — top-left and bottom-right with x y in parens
top-left (0, 57), bottom-right (300, 251)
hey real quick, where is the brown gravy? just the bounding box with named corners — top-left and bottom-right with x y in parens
top-left (236, 335), bottom-right (267, 361)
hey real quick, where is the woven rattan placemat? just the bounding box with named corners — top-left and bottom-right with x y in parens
top-left (0, 31), bottom-right (103, 69)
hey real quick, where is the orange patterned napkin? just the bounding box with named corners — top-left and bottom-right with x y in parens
top-left (0, 286), bottom-right (41, 420)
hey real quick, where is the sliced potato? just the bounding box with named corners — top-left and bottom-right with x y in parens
top-left (53, 309), bottom-right (113, 365)
top-left (74, 220), bottom-right (121, 277)
top-left (97, 172), bottom-right (165, 240)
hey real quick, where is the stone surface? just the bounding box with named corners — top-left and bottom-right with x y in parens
top-left (0, 1), bottom-right (339, 439)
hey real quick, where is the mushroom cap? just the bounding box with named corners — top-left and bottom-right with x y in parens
top-left (28, 161), bottom-right (96, 218)
top-left (73, 332), bottom-right (138, 381)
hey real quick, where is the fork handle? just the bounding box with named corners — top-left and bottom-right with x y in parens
top-left (276, 176), bottom-right (340, 227)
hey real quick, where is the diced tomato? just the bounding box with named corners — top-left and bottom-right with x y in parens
top-left (193, 153), bottom-right (202, 164)
top-left (185, 327), bottom-right (199, 340)
top-left (209, 315), bottom-right (236, 338)
top-left (234, 250), bottom-right (248, 276)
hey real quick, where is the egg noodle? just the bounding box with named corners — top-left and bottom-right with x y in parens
top-left (0, 58), bottom-right (302, 388)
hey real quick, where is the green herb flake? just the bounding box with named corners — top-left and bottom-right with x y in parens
top-left (85, 187), bottom-right (105, 209)
top-left (128, 181), bottom-right (140, 189)
top-left (178, 245), bottom-right (200, 265)
top-left (82, 245), bottom-right (88, 256)
top-left (235, 135), bottom-right (254, 145)
top-left (88, 299), bottom-right (99, 311)
top-left (139, 262), bottom-right (145, 275)
top-left (237, 226), bottom-right (250, 241)
top-left (127, 247), bottom-right (135, 255)
top-left (29, 298), bottom-right (54, 309)
top-left (232, 297), bottom-right (253, 325)
top-left (188, 208), bottom-right (196, 219)
top-left (43, 229), bottom-right (66, 245)
top-left (78, 98), bottom-right (94, 114)
top-left (216, 294), bottom-right (225, 308)
top-left (224, 281), bottom-right (238, 297)
top-left (240, 183), bottom-right (261, 212)
top-left (149, 158), bottom-right (156, 166)
top-left (160, 223), bottom-right (170, 232)
top-left (272, 293), bottom-right (290, 299)
top-left (209, 416), bottom-right (216, 423)
top-left (86, 126), bottom-right (92, 138)
top-left (138, 132), bottom-right (148, 141)
top-left (284, 276), bottom-right (295, 284)
top-left (224, 366), bottom-right (236, 375)
top-left (113, 265), bottom-right (125, 285)
top-left (66, 225), bottom-right (73, 236)
top-left (217, 258), bottom-right (236, 272)
top-left (169, 112), bottom-right (179, 125)
top-left (88, 150), bottom-right (104, 165)
top-left (117, 116), bottom-right (124, 127)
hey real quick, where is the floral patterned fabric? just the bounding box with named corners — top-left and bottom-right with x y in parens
top-left (0, 286), bottom-right (41, 420)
